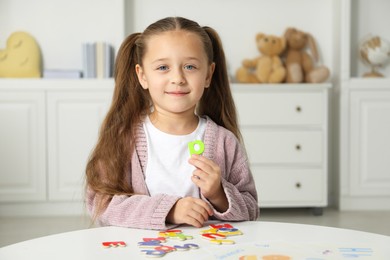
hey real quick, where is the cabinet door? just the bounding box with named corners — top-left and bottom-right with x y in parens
top-left (350, 91), bottom-right (390, 196)
top-left (252, 168), bottom-right (326, 207)
top-left (0, 91), bottom-right (46, 201)
top-left (242, 129), bottom-right (323, 165)
top-left (47, 91), bottom-right (112, 201)
top-left (234, 91), bottom-right (324, 126)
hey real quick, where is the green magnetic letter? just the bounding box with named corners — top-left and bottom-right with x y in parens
top-left (188, 140), bottom-right (205, 155)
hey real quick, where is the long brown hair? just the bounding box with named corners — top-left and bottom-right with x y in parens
top-left (85, 16), bottom-right (241, 217)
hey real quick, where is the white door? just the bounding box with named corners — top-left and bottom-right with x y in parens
top-left (0, 91), bottom-right (46, 201)
top-left (47, 90), bottom-right (112, 201)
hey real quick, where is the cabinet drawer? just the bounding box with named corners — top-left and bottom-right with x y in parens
top-left (234, 92), bottom-right (323, 125)
top-left (242, 129), bottom-right (323, 165)
top-left (252, 168), bottom-right (325, 205)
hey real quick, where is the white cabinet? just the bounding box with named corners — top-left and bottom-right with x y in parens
top-left (0, 91), bottom-right (46, 201)
top-left (47, 91), bottom-right (111, 201)
top-left (349, 90), bottom-right (390, 197)
top-left (233, 84), bottom-right (330, 212)
top-left (340, 0), bottom-right (390, 209)
top-left (0, 80), bottom-right (113, 215)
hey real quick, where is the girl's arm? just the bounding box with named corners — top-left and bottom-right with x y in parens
top-left (203, 128), bottom-right (260, 221)
top-left (212, 160), bottom-right (259, 221)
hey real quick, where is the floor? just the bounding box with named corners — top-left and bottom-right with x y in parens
top-left (1, 208), bottom-right (389, 248)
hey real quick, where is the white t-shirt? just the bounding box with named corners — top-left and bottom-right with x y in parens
top-left (143, 116), bottom-right (206, 198)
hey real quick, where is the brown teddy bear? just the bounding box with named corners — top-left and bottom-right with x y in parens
top-left (236, 33), bottom-right (286, 83)
top-left (283, 27), bottom-right (330, 83)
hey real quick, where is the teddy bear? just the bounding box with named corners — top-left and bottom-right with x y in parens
top-left (283, 27), bottom-right (329, 83)
top-left (236, 33), bottom-right (286, 83)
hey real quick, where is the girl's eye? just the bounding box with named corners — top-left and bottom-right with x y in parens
top-left (157, 65), bottom-right (168, 71)
top-left (184, 65), bottom-right (196, 70)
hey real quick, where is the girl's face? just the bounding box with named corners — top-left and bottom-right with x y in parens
top-left (136, 30), bottom-right (215, 117)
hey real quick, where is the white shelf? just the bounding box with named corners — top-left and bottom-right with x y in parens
top-left (232, 83), bottom-right (332, 92)
top-left (0, 79), bottom-right (114, 90)
top-left (348, 78), bottom-right (390, 90)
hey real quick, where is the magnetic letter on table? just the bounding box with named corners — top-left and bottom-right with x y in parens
top-left (141, 249), bottom-right (166, 258)
top-left (143, 237), bottom-right (167, 243)
top-left (102, 241), bottom-right (126, 248)
top-left (138, 241), bottom-right (162, 248)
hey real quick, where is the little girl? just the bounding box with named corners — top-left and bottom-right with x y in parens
top-left (85, 16), bottom-right (259, 230)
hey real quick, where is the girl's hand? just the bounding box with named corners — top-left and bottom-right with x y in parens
top-left (166, 197), bottom-right (213, 228)
top-left (189, 154), bottom-right (228, 212)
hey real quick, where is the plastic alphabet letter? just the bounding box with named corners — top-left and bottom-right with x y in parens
top-left (138, 241), bottom-right (162, 248)
top-left (141, 249), bottom-right (166, 257)
top-left (102, 241), bottom-right (126, 248)
top-left (183, 243), bottom-right (200, 249)
top-left (210, 239), bottom-right (235, 245)
top-left (142, 237), bottom-right (166, 243)
top-left (209, 223), bottom-right (234, 229)
top-left (174, 243), bottom-right (200, 251)
top-left (188, 140), bottom-right (205, 155)
top-left (202, 233), bottom-right (226, 240)
top-left (154, 245), bottom-right (176, 253)
top-left (199, 228), bottom-right (218, 234)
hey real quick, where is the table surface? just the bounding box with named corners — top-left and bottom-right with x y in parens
top-left (1, 221), bottom-right (389, 259)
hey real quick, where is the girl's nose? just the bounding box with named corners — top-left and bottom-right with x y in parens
top-left (171, 69), bottom-right (186, 86)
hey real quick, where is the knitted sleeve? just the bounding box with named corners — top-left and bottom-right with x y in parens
top-left (86, 188), bottom-right (180, 230)
top-left (203, 119), bottom-right (259, 221)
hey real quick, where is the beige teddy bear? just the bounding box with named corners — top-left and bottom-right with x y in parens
top-left (236, 33), bottom-right (286, 83)
top-left (283, 27), bottom-right (330, 83)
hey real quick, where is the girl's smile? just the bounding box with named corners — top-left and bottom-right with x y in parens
top-left (165, 90), bottom-right (190, 96)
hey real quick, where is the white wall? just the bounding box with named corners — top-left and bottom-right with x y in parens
top-left (131, 0), bottom-right (334, 80)
top-left (0, 0), bottom-right (125, 70)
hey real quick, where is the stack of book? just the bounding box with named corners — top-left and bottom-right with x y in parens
top-left (82, 42), bottom-right (114, 78)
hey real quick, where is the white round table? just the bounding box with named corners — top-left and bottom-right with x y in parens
top-left (0, 221), bottom-right (389, 259)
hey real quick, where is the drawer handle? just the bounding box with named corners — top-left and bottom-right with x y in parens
top-left (295, 182), bottom-right (302, 189)
top-left (296, 106), bottom-right (302, 112)
top-left (295, 144), bottom-right (301, 151)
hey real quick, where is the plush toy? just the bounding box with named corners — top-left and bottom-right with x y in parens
top-left (236, 33), bottom-right (286, 83)
top-left (0, 31), bottom-right (42, 78)
top-left (283, 27), bottom-right (329, 83)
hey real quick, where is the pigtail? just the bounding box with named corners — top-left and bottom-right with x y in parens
top-left (199, 27), bottom-right (242, 142)
top-left (86, 33), bottom-right (150, 218)
top-left (111, 32), bottom-right (149, 131)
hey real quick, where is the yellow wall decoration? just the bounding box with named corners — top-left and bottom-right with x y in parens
top-left (0, 31), bottom-right (42, 78)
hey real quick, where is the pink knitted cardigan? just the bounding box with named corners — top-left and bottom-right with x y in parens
top-left (86, 116), bottom-right (259, 230)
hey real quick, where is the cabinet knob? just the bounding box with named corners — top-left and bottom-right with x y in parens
top-left (295, 182), bottom-right (302, 189)
top-left (295, 144), bottom-right (301, 151)
top-left (296, 106), bottom-right (302, 112)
